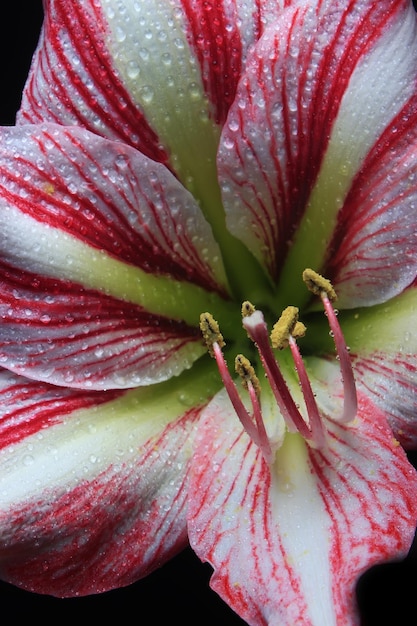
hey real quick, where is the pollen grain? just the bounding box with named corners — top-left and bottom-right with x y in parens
top-left (241, 300), bottom-right (256, 318)
top-left (235, 354), bottom-right (261, 397)
top-left (302, 268), bottom-right (337, 301)
top-left (270, 306), bottom-right (299, 350)
top-left (199, 312), bottom-right (225, 357)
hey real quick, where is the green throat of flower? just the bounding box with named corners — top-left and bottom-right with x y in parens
top-left (200, 269), bottom-right (358, 464)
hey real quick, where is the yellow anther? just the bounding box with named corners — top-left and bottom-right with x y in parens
top-left (199, 312), bottom-right (225, 357)
top-left (270, 306), bottom-right (299, 350)
top-left (235, 354), bottom-right (261, 398)
top-left (241, 301), bottom-right (256, 318)
top-left (302, 268), bottom-right (337, 301)
top-left (292, 321), bottom-right (306, 340)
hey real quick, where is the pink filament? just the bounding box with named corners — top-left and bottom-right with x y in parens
top-left (321, 294), bottom-right (358, 423)
top-left (247, 380), bottom-right (273, 465)
top-left (243, 312), bottom-right (312, 441)
top-left (212, 342), bottom-right (272, 462)
top-left (210, 295), bottom-right (358, 460)
top-left (289, 336), bottom-right (325, 448)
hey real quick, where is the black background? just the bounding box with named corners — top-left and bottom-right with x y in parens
top-left (1, 2), bottom-right (417, 624)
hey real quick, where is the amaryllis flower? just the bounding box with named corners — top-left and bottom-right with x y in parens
top-left (1, 0), bottom-right (417, 624)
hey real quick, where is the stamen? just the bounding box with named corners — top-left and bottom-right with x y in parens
top-left (303, 268), bottom-right (337, 301)
top-left (241, 300), bottom-right (256, 318)
top-left (200, 313), bottom-right (271, 462)
top-left (271, 306), bottom-right (325, 446)
top-left (321, 294), bottom-right (357, 422)
top-left (200, 312), bottom-right (225, 357)
top-left (235, 354), bottom-right (261, 398)
top-left (288, 335), bottom-right (325, 448)
top-left (242, 309), bottom-right (312, 441)
top-left (292, 321), bottom-right (306, 340)
top-left (270, 306), bottom-right (299, 350)
top-left (200, 276), bottom-right (352, 461)
top-left (235, 355), bottom-right (272, 464)
top-left (302, 269), bottom-right (357, 423)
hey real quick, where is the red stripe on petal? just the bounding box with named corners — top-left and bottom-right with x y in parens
top-left (352, 351), bottom-right (417, 450)
top-left (0, 368), bottom-right (123, 450)
top-left (179, 0), bottom-right (243, 125)
top-left (218, 0), bottom-right (410, 279)
top-left (309, 400), bottom-right (417, 623)
top-left (172, 0), bottom-right (296, 126)
top-left (0, 124), bottom-right (227, 295)
top-left (189, 390), bottom-right (417, 625)
top-left (0, 261), bottom-right (200, 389)
top-left (0, 406), bottom-right (202, 596)
top-left (326, 96), bottom-right (417, 306)
top-left (18, 0), bottom-right (169, 164)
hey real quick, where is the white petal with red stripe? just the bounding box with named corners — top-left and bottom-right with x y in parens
top-left (325, 97), bottom-right (417, 307)
top-left (17, 0), bottom-right (299, 225)
top-left (0, 359), bottom-right (220, 596)
top-left (188, 386), bottom-right (417, 626)
top-left (18, 0), bottom-right (170, 164)
top-left (0, 124), bottom-right (232, 388)
top-left (340, 285), bottom-right (417, 449)
top-left (19, 0), bottom-right (298, 141)
top-left (0, 124), bottom-right (227, 295)
top-left (100, 0), bottom-right (303, 171)
top-left (217, 0), bottom-right (417, 305)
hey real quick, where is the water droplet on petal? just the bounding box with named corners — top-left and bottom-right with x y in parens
top-left (115, 26), bottom-right (126, 43)
top-left (140, 85), bottom-right (154, 104)
top-left (126, 60), bottom-right (140, 79)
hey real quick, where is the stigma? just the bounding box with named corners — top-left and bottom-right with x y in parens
top-left (200, 270), bottom-right (358, 465)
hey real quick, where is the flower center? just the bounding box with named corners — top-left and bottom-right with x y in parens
top-left (200, 269), bottom-right (358, 464)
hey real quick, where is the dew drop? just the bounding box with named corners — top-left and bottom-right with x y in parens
top-left (178, 392), bottom-right (194, 407)
top-left (188, 82), bottom-right (202, 101)
top-left (161, 52), bottom-right (172, 66)
top-left (223, 136), bottom-right (235, 150)
top-left (174, 37), bottom-right (185, 49)
top-left (115, 153), bottom-right (129, 170)
top-left (138, 47), bottom-right (150, 62)
top-left (126, 60), bottom-right (140, 79)
top-left (140, 85), bottom-right (154, 104)
top-left (114, 26), bottom-right (126, 43)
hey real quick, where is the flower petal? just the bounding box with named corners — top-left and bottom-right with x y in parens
top-left (172, 0), bottom-right (299, 127)
top-left (17, 0), bottom-right (292, 213)
top-left (325, 98), bottom-right (417, 308)
top-left (217, 0), bottom-right (417, 305)
top-left (341, 285), bottom-right (417, 449)
top-left (0, 124), bottom-right (233, 388)
top-left (0, 260), bottom-right (204, 389)
top-left (0, 359), bottom-right (220, 596)
top-left (188, 387), bottom-right (417, 625)
top-left (19, 0), bottom-right (295, 136)
top-left (18, 0), bottom-right (169, 164)
top-left (0, 123), bottom-right (227, 295)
